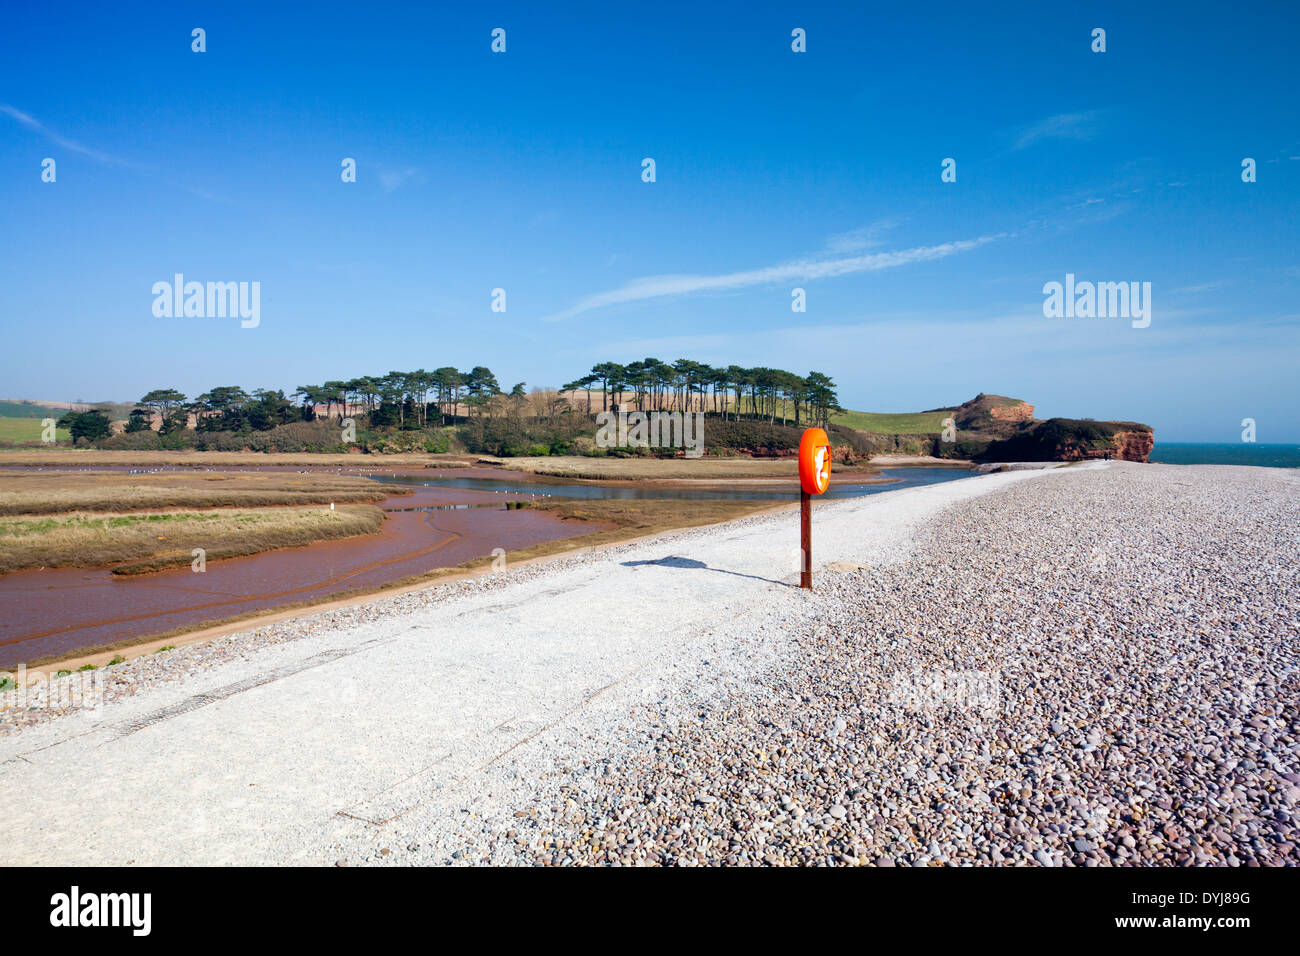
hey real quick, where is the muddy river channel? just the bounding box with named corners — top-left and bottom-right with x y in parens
top-left (0, 467), bottom-right (971, 665)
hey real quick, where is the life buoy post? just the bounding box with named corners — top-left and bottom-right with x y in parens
top-left (797, 427), bottom-right (831, 589)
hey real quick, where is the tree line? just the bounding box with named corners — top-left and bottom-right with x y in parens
top-left (563, 359), bottom-right (841, 426)
top-left (291, 368), bottom-right (503, 428)
top-left (118, 368), bottom-right (509, 435)
top-left (51, 359), bottom-right (843, 443)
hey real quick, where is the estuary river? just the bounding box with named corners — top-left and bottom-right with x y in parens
top-left (0, 467), bottom-right (972, 665)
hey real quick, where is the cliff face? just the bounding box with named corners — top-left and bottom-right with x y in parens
top-left (978, 419), bottom-right (1154, 463)
top-left (911, 395), bottom-right (1154, 463)
top-left (836, 393), bottom-right (1154, 465)
top-left (1114, 429), bottom-right (1155, 462)
top-left (1066, 428), bottom-right (1153, 463)
top-left (989, 400), bottom-right (1034, 423)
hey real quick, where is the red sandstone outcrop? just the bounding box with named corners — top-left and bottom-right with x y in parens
top-left (1049, 429), bottom-right (1153, 463)
top-left (1093, 429), bottom-right (1153, 463)
top-left (989, 401), bottom-right (1034, 422)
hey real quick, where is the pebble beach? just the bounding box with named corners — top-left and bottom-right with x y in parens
top-left (3, 462), bottom-right (1297, 867)
top-left (461, 463), bottom-right (1300, 866)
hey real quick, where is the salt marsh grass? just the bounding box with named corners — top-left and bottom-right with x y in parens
top-left (0, 504), bottom-right (384, 574)
top-left (0, 470), bottom-right (393, 515)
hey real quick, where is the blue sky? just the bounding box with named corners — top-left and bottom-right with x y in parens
top-left (1, 1), bottom-right (1297, 441)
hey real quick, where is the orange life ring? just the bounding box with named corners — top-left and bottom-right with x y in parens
top-left (798, 427), bottom-right (832, 495)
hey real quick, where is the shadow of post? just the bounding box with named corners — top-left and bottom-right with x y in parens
top-left (621, 555), bottom-right (795, 588)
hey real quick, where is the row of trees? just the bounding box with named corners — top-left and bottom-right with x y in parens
top-left (563, 360), bottom-right (841, 427)
top-left (92, 360), bottom-right (842, 442)
top-left (127, 368), bottom-right (508, 435)
top-left (291, 368), bottom-right (503, 428)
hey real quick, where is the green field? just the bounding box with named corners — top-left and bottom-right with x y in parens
top-left (828, 408), bottom-right (951, 434)
top-left (0, 416), bottom-right (70, 442)
top-left (705, 396), bottom-right (951, 435)
top-left (0, 401), bottom-right (66, 418)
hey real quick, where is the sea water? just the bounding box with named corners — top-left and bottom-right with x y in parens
top-left (1150, 443), bottom-right (1300, 468)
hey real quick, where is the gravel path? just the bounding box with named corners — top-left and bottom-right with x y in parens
top-left (392, 463), bottom-right (1300, 867)
top-left (2, 462), bottom-right (1296, 866)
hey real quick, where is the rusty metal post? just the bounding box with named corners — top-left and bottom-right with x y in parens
top-left (800, 489), bottom-right (812, 589)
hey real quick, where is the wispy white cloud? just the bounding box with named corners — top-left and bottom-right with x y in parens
top-left (821, 218), bottom-right (900, 254)
top-left (0, 103), bottom-right (135, 166)
top-left (2, 103), bottom-right (228, 201)
top-left (543, 233), bottom-right (1007, 321)
top-left (1014, 110), bottom-right (1103, 150)
top-left (1169, 280), bottom-right (1230, 295)
top-left (177, 183), bottom-right (228, 203)
top-left (377, 166), bottom-right (421, 192)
